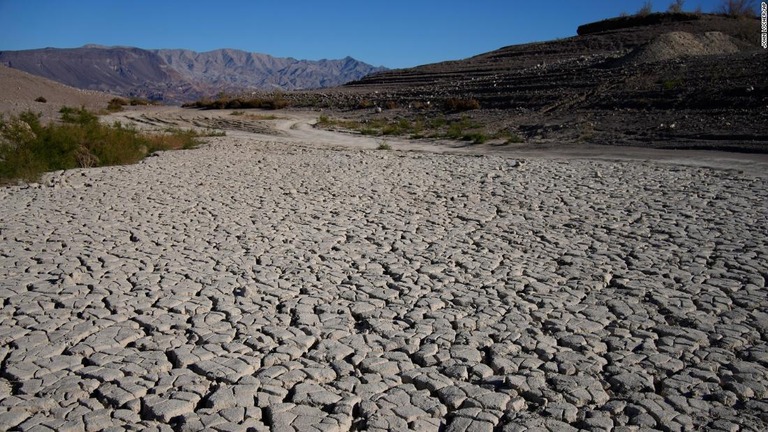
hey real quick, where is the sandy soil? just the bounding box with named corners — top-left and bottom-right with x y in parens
top-left (0, 65), bottom-right (115, 122)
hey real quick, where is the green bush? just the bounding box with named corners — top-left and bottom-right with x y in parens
top-left (314, 113), bottom-right (492, 142)
top-left (0, 108), bottom-right (200, 185)
top-left (463, 133), bottom-right (489, 144)
top-left (505, 133), bottom-right (524, 144)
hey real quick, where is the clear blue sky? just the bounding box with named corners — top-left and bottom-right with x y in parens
top-left (0, 0), bottom-right (742, 69)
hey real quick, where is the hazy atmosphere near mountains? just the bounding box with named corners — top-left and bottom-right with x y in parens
top-left (0, 0), bottom-right (751, 68)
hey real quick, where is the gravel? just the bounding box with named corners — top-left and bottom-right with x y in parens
top-left (1, 130), bottom-right (767, 431)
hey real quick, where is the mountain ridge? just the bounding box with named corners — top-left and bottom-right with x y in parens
top-left (0, 45), bottom-right (387, 103)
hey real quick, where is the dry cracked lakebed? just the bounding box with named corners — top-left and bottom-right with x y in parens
top-left (0, 132), bottom-right (767, 431)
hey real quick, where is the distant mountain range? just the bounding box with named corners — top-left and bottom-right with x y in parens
top-left (0, 45), bottom-right (387, 103)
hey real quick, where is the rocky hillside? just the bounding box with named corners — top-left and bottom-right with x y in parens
top-left (300, 13), bottom-right (767, 152)
top-left (0, 46), bottom-right (386, 103)
top-left (155, 49), bottom-right (382, 91)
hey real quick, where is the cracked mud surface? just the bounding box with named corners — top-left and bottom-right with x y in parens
top-left (1, 115), bottom-right (767, 431)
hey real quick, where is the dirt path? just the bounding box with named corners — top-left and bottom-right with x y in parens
top-left (107, 106), bottom-right (768, 178)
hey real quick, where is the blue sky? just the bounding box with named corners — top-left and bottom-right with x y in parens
top-left (0, 0), bottom-right (743, 68)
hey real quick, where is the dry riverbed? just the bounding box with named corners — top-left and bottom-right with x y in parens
top-left (1, 110), bottom-right (767, 431)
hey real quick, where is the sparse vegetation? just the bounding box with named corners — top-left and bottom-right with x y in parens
top-left (578, 120), bottom-right (596, 142)
top-left (376, 141), bottom-right (392, 150)
top-left (128, 98), bottom-right (153, 106)
top-left (445, 116), bottom-right (483, 140)
top-left (183, 93), bottom-right (289, 110)
top-left (637, 1), bottom-right (654, 16)
top-left (0, 107), bottom-right (203, 185)
top-left (661, 78), bottom-right (684, 90)
top-left (462, 132), bottom-right (489, 144)
top-left (34, 96), bottom-right (47, 103)
top-left (357, 99), bottom-right (375, 109)
top-left (164, 126), bottom-right (226, 137)
top-left (230, 111), bottom-right (280, 120)
top-left (667, 0), bottom-right (685, 13)
top-left (718, 0), bottom-right (757, 17)
top-left (107, 97), bottom-right (128, 112)
top-left (315, 114), bottom-right (492, 143)
top-left (496, 131), bottom-right (525, 144)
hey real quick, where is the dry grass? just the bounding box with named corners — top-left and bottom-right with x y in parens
top-left (316, 114), bottom-right (496, 144)
top-left (230, 111), bottom-right (281, 120)
top-left (718, 0), bottom-right (757, 17)
top-left (183, 93), bottom-right (289, 110)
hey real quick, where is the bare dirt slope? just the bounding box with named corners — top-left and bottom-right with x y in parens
top-left (0, 65), bottom-right (114, 121)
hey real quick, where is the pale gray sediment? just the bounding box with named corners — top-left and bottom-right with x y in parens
top-left (1, 131), bottom-right (767, 431)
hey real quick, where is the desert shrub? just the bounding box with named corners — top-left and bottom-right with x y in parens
top-left (261, 95), bottom-right (289, 110)
top-left (60, 106), bottom-right (99, 125)
top-left (129, 98), bottom-right (152, 106)
top-left (428, 116), bottom-right (448, 128)
top-left (637, 1), bottom-right (654, 16)
top-left (184, 94), bottom-right (289, 110)
top-left (668, 0), bottom-right (685, 12)
top-left (376, 141), bottom-right (392, 150)
top-left (718, 0), bottom-right (757, 16)
top-left (494, 130), bottom-right (525, 144)
top-left (444, 98), bottom-right (481, 112)
top-left (358, 99), bottom-right (375, 109)
top-left (315, 113), bottom-right (489, 141)
top-left (107, 97), bottom-right (128, 112)
top-left (34, 96), bottom-right (47, 103)
top-left (463, 132), bottom-right (489, 144)
top-left (0, 108), bottom-right (201, 184)
top-left (661, 78), bottom-right (683, 90)
top-left (445, 116), bottom-right (482, 139)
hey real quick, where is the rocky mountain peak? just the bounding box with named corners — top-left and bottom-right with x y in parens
top-left (0, 46), bottom-right (387, 103)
